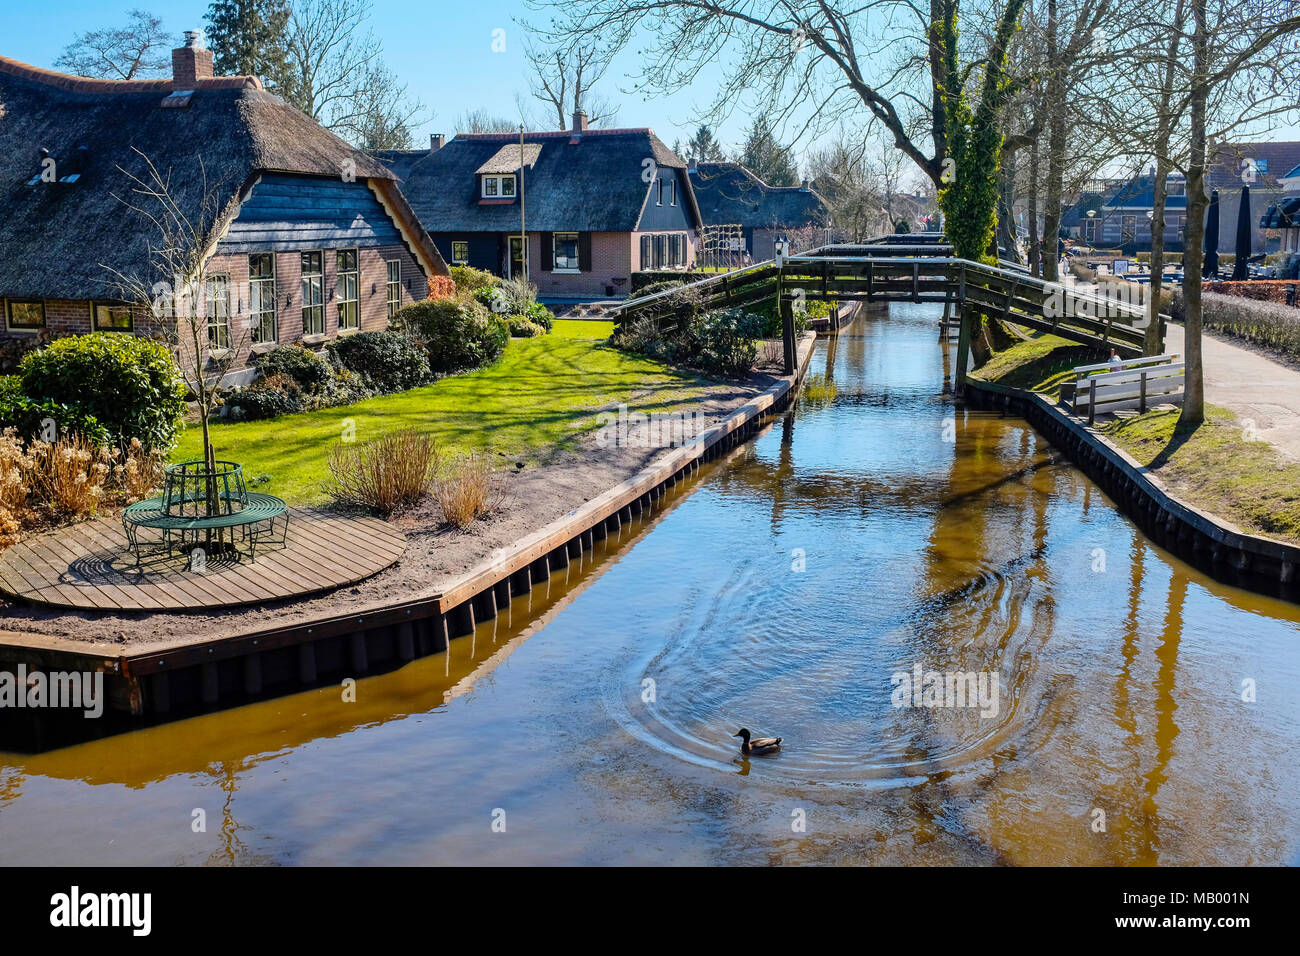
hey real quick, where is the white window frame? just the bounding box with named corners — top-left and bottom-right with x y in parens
top-left (386, 260), bottom-right (402, 319)
top-left (481, 175), bottom-right (516, 198)
top-left (336, 248), bottom-right (360, 331)
top-left (205, 274), bottom-right (231, 352)
top-left (301, 250), bottom-right (325, 337)
top-left (248, 253), bottom-right (277, 344)
top-left (553, 232), bottom-right (581, 273)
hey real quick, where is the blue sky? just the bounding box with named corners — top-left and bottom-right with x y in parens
top-left (3, 0), bottom-right (751, 153)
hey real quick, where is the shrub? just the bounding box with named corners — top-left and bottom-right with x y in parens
top-left (449, 264), bottom-right (498, 294)
top-left (393, 297), bottom-right (508, 373)
top-left (428, 275), bottom-right (457, 299)
top-left (325, 429), bottom-right (439, 516)
top-left (0, 376), bottom-right (111, 446)
top-left (506, 315), bottom-right (547, 338)
top-left (525, 301), bottom-right (555, 331)
top-left (228, 373), bottom-right (309, 421)
top-left (1202, 280), bottom-right (1300, 306)
top-left (252, 344), bottom-right (333, 394)
top-left (689, 309), bottom-right (764, 377)
top-left (18, 333), bottom-right (186, 450)
top-left (1176, 290), bottom-right (1300, 357)
top-left (635, 279), bottom-right (687, 299)
top-left (327, 330), bottom-right (430, 392)
top-left (435, 454), bottom-right (508, 529)
top-left (894, 219), bottom-right (912, 234)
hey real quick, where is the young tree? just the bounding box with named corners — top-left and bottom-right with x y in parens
top-left (204, 0), bottom-right (294, 95)
top-left (55, 9), bottom-right (172, 80)
top-left (739, 113), bottom-right (798, 186)
top-left (105, 151), bottom-right (251, 534)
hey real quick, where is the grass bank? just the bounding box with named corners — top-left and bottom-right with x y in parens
top-left (1098, 406), bottom-right (1300, 544)
top-left (967, 331), bottom-right (1099, 401)
top-left (172, 320), bottom-right (715, 506)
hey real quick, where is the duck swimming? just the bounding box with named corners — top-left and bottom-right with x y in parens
top-left (733, 728), bottom-right (781, 756)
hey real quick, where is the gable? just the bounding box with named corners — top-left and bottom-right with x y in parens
top-left (217, 173), bottom-right (403, 253)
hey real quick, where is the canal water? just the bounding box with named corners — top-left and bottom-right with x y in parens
top-left (3, 303), bottom-right (1299, 865)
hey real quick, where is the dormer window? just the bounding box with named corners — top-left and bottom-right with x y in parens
top-left (482, 174), bottom-right (516, 198)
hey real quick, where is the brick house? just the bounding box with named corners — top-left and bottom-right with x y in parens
top-left (688, 161), bottom-right (832, 261)
top-left (0, 33), bottom-right (446, 384)
top-left (378, 112), bottom-right (703, 299)
top-left (1064, 142), bottom-right (1300, 255)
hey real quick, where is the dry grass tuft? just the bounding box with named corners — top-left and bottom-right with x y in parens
top-left (325, 429), bottom-right (439, 516)
top-left (435, 454), bottom-right (509, 529)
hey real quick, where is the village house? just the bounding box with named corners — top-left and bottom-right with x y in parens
top-left (1064, 142), bottom-right (1300, 256)
top-left (1259, 162), bottom-right (1300, 278)
top-left (378, 112), bottom-right (703, 299)
top-left (688, 161), bottom-right (833, 260)
top-left (0, 33), bottom-right (446, 383)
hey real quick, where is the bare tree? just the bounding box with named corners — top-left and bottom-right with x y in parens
top-left (455, 109), bottom-right (526, 134)
top-left (283, 0), bottom-right (424, 150)
top-left (523, 37), bottom-right (620, 128)
top-left (55, 9), bottom-right (172, 80)
top-left (104, 150), bottom-right (251, 530)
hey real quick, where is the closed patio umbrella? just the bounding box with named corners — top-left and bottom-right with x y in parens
top-left (1204, 189), bottom-right (1220, 278)
top-left (1233, 185), bottom-right (1251, 280)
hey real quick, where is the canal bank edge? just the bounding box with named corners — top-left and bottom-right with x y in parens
top-left (965, 377), bottom-right (1300, 603)
top-left (0, 333), bottom-right (819, 720)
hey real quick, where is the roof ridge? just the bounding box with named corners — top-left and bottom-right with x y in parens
top-left (456, 127), bottom-right (652, 140)
top-left (0, 53), bottom-right (262, 94)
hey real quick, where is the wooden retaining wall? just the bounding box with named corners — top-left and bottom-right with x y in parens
top-left (966, 378), bottom-right (1300, 603)
top-left (0, 334), bottom-right (819, 728)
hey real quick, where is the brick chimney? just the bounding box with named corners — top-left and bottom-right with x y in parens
top-left (430, 133), bottom-right (445, 152)
top-left (572, 109), bottom-right (589, 132)
top-left (172, 30), bottom-right (213, 88)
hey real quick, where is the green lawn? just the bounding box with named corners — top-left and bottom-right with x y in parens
top-left (969, 331), bottom-right (1100, 401)
top-left (173, 319), bottom-right (711, 505)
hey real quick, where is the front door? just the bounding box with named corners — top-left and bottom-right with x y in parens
top-left (508, 236), bottom-right (527, 279)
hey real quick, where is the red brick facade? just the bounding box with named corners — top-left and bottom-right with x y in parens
top-left (527, 229), bottom-right (696, 298)
top-left (2, 242), bottom-right (428, 380)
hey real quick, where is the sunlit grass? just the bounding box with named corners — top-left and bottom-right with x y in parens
top-left (970, 331), bottom-right (1096, 400)
top-left (173, 322), bottom-right (708, 505)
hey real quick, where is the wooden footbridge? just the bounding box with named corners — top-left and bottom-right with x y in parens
top-left (615, 233), bottom-right (1165, 387)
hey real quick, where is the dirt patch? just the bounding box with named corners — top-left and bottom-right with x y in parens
top-left (0, 364), bottom-right (789, 650)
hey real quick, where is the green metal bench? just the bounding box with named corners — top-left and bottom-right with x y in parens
top-left (121, 459), bottom-right (290, 566)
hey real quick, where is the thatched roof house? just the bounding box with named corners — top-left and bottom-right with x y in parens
top-left (0, 32), bottom-right (446, 377)
top-left (377, 111), bottom-right (703, 299)
top-left (688, 161), bottom-right (831, 261)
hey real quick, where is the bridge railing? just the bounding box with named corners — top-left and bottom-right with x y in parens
top-left (614, 238), bottom-right (1165, 358)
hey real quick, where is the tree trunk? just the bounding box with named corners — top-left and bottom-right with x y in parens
top-left (997, 152), bottom-right (1020, 263)
top-left (1028, 133), bottom-right (1041, 277)
top-left (1179, 0), bottom-right (1209, 428)
top-left (1147, 159), bottom-right (1171, 355)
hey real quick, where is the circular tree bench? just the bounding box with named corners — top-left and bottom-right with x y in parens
top-left (121, 460), bottom-right (289, 565)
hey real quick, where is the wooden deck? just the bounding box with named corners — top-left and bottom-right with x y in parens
top-left (0, 508), bottom-right (406, 612)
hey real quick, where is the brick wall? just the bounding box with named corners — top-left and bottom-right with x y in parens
top-left (1, 242), bottom-right (427, 377)
top-left (526, 229), bottom-right (697, 299)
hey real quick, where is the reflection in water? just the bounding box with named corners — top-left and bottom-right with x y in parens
top-left (2, 304), bottom-right (1299, 866)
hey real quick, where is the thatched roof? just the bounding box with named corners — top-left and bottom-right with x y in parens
top-left (376, 128), bottom-right (703, 233)
top-left (0, 54), bottom-right (435, 301)
top-left (689, 162), bottom-right (829, 229)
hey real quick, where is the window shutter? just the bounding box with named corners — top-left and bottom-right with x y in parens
top-left (541, 232), bottom-right (554, 271)
top-left (641, 235), bottom-right (651, 268)
top-left (579, 232), bottom-right (592, 272)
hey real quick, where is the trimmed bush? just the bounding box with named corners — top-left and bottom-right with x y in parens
top-left (688, 309), bottom-right (764, 377)
top-left (635, 279), bottom-right (688, 299)
top-left (449, 265), bottom-right (499, 294)
top-left (506, 315), bottom-right (547, 338)
top-left (526, 301), bottom-right (555, 331)
top-left (327, 330), bottom-right (430, 391)
top-left (1175, 290), bottom-right (1300, 357)
top-left (252, 344), bottom-right (333, 394)
top-left (0, 386), bottom-right (111, 445)
top-left (392, 298), bottom-right (508, 374)
top-left (228, 373), bottom-right (309, 421)
top-left (18, 332), bottom-right (186, 450)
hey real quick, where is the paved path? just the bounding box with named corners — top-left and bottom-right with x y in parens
top-left (1163, 322), bottom-right (1300, 460)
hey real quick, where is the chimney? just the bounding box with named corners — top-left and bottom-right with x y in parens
top-left (172, 30), bottom-right (213, 88)
top-left (801, 178), bottom-right (810, 192)
top-left (430, 133), bottom-right (445, 153)
top-left (572, 109), bottom-right (589, 132)
top-left (688, 158), bottom-right (698, 174)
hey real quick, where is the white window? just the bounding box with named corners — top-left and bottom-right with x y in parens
top-left (206, 275), bottom-right (231, 351)
top-left (248, 253), bottom-right (276, 343)
top-left (482, 175), bottom-right (516, 198)
top-left (301, 251), bottom-right (324, 336)
top-left (336, 249), bottom-right (359, 330)
top-left (554, 232), bottom-right (580, 271)
top-left (386, 260), bottom-right (402, 319)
